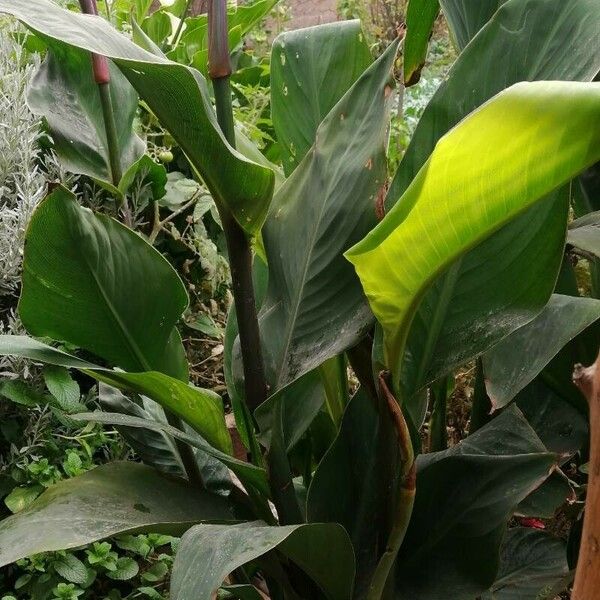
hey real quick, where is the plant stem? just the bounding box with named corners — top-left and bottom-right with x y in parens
top-left (208, 0), bottom-right (301, 526)
top-left (97, 82), bottom-right (122, 186)
top-left (78, 0), bottom-right (122, 187)
top-left (366, 374), bottom-right (416, 600)
top-left (172, 0), bottom-right (193, 48)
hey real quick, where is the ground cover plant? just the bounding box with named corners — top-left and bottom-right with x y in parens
top-left (0, 0), bottom-right (599, 599)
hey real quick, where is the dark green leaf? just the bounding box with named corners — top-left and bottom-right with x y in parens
top-left (255, 40), bottom-right (398, 392)
top-left (43, 365), bottom-right (82, 413)
top-left (395, 407), bottom-right (556, 599)
top-left (271, 20), bottom-right (372, 175)
top-left (484, 294), bottom-right (600, 409)
top-left (403, 0), bottom-right (440, 86)
top-left (98, 383), bottom-right (186, 477)
top-left (255, 370), bottom-right (325, 452)
top-left (0, 0), bottom-right (274, 235)
top-left (19, 186), bottom-right (188, 378)
top-left (170, 521), bottom-right (355, 600)
top-left (517, 378), bottom-right (588, 460)
top-left (481, 528), bottom-right (568, 600)
top-left (0, 462), bottom-right (236, 567)
top-left (516, 470), bottom-right (573, 519)
top-left (27, 44), bottom-right (144, 188)
top-left (0, 336), bottom-right (231, 455)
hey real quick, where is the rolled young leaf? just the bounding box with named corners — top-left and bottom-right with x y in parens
top-left (403, 0), bottom-right (439, 86)
top-left (0, 0), bottom-right (274, 235)
top-left (346, 81), bottom-right (600, 374)
top-left (395, 406), bottom-right (557, 599)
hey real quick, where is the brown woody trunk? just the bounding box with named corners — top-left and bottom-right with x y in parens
top-left (572, 351), bottom-right (600, 600)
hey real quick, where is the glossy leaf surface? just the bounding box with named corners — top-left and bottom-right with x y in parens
top-left (257, 40), bottom-right (397, 391)
top-left (0, 0), bottom-right (274, 234)
top-left (395, 407), bottom-right (556, 599)
top-left (484, 294), bottom-right (600, 409)
top-left (271, 20), bottom-right (372, 174)
top-left (0, 462), bottom-right (236, 568)
top-left (19, 187), bottom-right (188, 378)
top-left (347, 81), bottom-right (600, 373)
top-left (28, 45), bottom-right (144, 186)
top-left (171, 521), bottom-right (355, 600)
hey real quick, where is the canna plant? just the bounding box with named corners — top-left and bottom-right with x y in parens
top-left (0, 0), bottom-right (599, 599)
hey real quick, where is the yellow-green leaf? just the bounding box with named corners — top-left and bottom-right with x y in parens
top-left (346, 81), bottom-right (600, 371)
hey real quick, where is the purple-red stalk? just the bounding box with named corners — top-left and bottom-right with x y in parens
top-left (77, 0), bottom-right (110, 84)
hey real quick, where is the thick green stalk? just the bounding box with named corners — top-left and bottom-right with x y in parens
top-left (367, 374), bottom-right (416, 600)
top-left (207, 0), bottom-right (300, 525)
top-left (97, 82), bottom-right (122, 185)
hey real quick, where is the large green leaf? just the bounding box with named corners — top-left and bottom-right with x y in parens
top-left (567, 210), bottom-right (600, 259)
top-left (270, 20), bottom-right (372, 175)
top-left (0, 462), bottom-right (237, 568)
top-left (307, 389), bottom-right (402, 597)
top-left (170, 521), bottom-right (355, 600)
top-left (255, 40), bottom-right (398, 391)
top-left (395, 406), bottom-right (557, 599)
top-left (381, 0), bottom-right (600, 398)
top-left (0, 336), bottom-right (231, 454)
top-left (19, 186), bottom-right (188, 379)
top-left (483, 294), bottom-right (600, 409)
top-left (0, 0), bottom-right (274, 235)
top-left (481, 528), bottom-right (568, 600)
top-left (403, 0), bottom-right (440, 86)
top-left (439, 0), bottom-right (507, 50)
top-left (28, 44), bottom-right (144, 187)
top-left (389, 0), bottom-right (600, 206)
top-left (346, 81), bottom-right (600, 377)
top-left (73, 411), bottom-right (269, 496)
